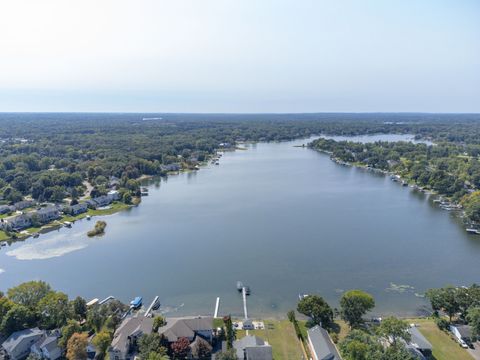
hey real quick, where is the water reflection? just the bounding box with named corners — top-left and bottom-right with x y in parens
top-left (6, 231), bottom-right (93, 260)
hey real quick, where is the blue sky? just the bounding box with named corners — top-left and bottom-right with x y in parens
top-left (0, 0), bottom-right (478, 112)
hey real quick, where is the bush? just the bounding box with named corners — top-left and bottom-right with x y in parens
top-left (435, 317), bottom-right (450, 331)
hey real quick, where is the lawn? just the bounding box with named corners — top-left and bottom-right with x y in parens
top-left (235, 320), bottom-right (304, 360)
top-left (409, 318), bottom-right (473, 360)
top-left (0, 230), bottom-right (9, 241)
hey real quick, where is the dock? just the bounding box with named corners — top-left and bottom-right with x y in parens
top-left (145, 296), bottom-right (160, 317)
top-left (214, 297), bottom-right (220, 318)
top-left (242, 287), bottom-right (248, 319)
top-left (98, 296), bottom-right (115, 305)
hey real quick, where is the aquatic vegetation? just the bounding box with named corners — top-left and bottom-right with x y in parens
top-left (87, 221), bottom-right (107, 237)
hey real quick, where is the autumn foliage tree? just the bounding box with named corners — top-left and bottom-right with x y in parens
top-left (66, 332), bottom-right (88, 360)
top-left (171, 337), bottom-right (190, 359)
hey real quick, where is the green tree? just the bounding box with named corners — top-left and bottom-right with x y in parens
top-left (146, 352), bottom-right (170, 360)
top-left (297, 295), bottom-right (333, 327)
top-left (92, 330), bottom-right (113, 360)
top-left (138, 333), bottom-right (166, 360)
top-left (467, 307), bottom-right (480, 338)
top-left (71, 296), bottom-right (87, 320)
top-left (425, 286), bottom-right (459, 322)
top-left (7, 280), bottom-right (52, 309)
top-left (38, 291), bottom-right (71, 329)
top-left (59, 320), bottom-right (83, 349)
top-left (376, 316), bottom-right (411, 346)
top-left (0, 304), bottom-right (36, 336)
top-left (152, 315), bottom-right (166, 332)
top-left (223, 315), bottom-right (235, 349)
top-left (287, 310), bottom-right (296, 323)
top-left (340, 290), bottom-right (375, 328)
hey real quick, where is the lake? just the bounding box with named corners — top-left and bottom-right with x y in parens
top-left (1, 135), bottom-right (479, 318)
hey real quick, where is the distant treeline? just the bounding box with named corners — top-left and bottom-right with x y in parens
top-left (1, 112), bottom-right (480, 205)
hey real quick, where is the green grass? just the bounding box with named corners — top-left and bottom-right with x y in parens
top-left (408, 318), bottom-right (473, 360)
top-left (235, 320), bottom-right (304, 360)
top-left (0, 230), bottom-right (9, 241)
top-left (87, 202), bottom-right (131, 216)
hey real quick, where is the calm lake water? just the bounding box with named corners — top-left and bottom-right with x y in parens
top-left (1, 135), bottom-right (479, 318)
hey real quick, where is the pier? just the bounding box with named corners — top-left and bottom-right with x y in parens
top-left (242, 287), bottom-right (248, 319)
top-left (214, 297), bottom-right (220, 318)
top-left (145, 296), bottom-right (160, 317)
top-left (98, 296), bottom-right (115, 305)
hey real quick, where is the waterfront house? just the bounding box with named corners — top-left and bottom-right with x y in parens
top-left (65, 203), bottom-right (88, 216)
top-left (108, 316), bottom-right (154, 360)
top-left (0, 205), bottom-right (13, 215)
top-left (107, 190), bottom-right (120, 201)
top-left (156, 316), bottom-right (213, 343)
top-left (93, 195), bottom-right (112, 207)
top-left (405, 326), bottom-right (432, 359)
top-left (307, 325), bottom-right (342, 360)
top-left (13, 200), bottom-right (34, 211)
top-left (85, 199), bottom-right (98, 209)
top-left (450, 324), bottom-right (473, 347)
top-left (35, 206), bottom-right (60, 223)
top-left (30, 332), bottom-right (62, 360)
top-left (1, 214), bottom-right (32, 231)
top-left (1, 328), bottom-right (46, 360)
top-left (160, 163), bottom-right (181, 172)
top-left (230, 335), bottom-right (272, 360)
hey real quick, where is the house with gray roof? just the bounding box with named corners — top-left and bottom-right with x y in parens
top-left (232, 335), bottom-right (272, 360)
top-left (34, 206), bottom-right (60, 224)
top-left (307, 325), bottom-right (342, 360)
top-left (13, 200), bottom-right (34, 211)
top-left (406, 326), bottom-right (432, 358)
top-left (0, 205), bottom-right (13, 215)
top-left (30, 333), bottom-right (62, 360)
top-left (64, 203), bottom-right (88, 216)
top-left (108, 316), bottom-right (154, 360)
top-left (0, 214), bottom-right (32, 231)
top-left (1, 328), bottom-right (46, 360)
top-left (156, 316), bottom-right (213, 343)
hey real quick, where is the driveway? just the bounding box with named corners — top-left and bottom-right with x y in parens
top-left (468, 342), bottom-right (480, 360)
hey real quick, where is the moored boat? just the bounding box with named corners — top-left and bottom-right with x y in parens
top-left (466, 228), bottom-right (480, 235)
top-left (130, 296), bottom-right (143, 309)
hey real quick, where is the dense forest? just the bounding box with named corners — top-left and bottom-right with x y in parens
top-left (1, 112), bottom-right (480, 212)
top-left (309, 138), bottom-right (480, 223)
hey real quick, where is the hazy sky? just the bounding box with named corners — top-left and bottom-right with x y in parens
top-left (0, 0), bottom-right (479, 112)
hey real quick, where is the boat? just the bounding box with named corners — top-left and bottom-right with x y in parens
top-left (237, 281), bottom-right (243, 292)
top-left (466, 228), bottom-right (480, 235)
top-left (0, 241), bottom-right (7, 247)
top-left (141, 187), bottom-right (149, 192)
top-left (298, 294), bottom-right (309, 300)
top-left (86, 215), bottom-right (91, 220)
top-left (130, 296), bottom-right (143, 309)
top-left (152, 297), bottom-right (161, 310)
top-left (33, 233), bottom-right (40, 238)
top-left (64, 221), bottom-right (73, 228)
top-left (244, 286), bottom-right (251, 296)
top-left (401, 181), bottom-right (408, 186)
